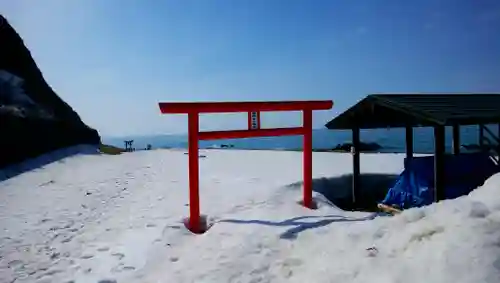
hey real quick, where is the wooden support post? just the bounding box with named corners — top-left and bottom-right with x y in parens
top-left (498, 124), bottom-right (500, 153)
top-left (479, 124), bottom-right (484, 147)
top-left (434, 126), bottom-right (445, 202)
top-left (352, 127), bottom-right (360, 205)
top-left (303, 109), bottom-right (313, 208)
top-left (405, 126), bottom-right (413, 167)
top-left (452, 124), bottom-right (460, 155)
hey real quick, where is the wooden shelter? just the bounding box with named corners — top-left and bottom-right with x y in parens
top-left (325, 94), bottom-right (500, 204)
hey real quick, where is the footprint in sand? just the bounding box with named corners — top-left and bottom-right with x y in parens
top-left (61, 235), bottom-right (74, 243)
top-left (97, 247), bottom-right (110, 252)
top-left (111, 253), bottom-right (125, 260)
top-left (111, 265), bottom-right (136, 273)
top-left (7, 259), bottom-right (23, 269)
top-left (250, 265), bottom-right (270, 276)
top-left (279, 258), bottom-right (303, 278)
top-left (38, 218), bottom-right (51, 225)
top-left (39, 269), bottom-right (63, 278)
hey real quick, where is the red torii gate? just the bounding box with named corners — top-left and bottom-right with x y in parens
top-left (159, 100), bottom-right (334, 234)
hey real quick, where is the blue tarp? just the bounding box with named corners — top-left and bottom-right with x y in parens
top-left (381, 153), bottom-right (500, 209)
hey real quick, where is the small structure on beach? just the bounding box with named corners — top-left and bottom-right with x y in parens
top-left (124, 140), bottom-right (134, 152)
top-left (325, 94), bottom-right (500, 210)
top-left (331, 142), bottom-right (382, 152)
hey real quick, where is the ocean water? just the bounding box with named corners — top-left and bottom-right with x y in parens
top-left (102, 125), bottom-right (499, 154)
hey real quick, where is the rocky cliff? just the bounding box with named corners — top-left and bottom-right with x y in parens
top-left (0, 15), bottom-right (100, 168)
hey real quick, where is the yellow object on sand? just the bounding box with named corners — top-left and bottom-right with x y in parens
top-left (377, 203), bottom-right (402, 215)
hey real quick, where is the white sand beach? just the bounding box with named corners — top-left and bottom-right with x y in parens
top-left (1, 147), bottom-right (500, 283)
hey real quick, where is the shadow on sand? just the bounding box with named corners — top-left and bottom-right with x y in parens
top-left (219, 214), bottom-right (377, 240)
top-left (217, 173), bottom-right (399, 239)
top-left (0, 145), bottom-right (99, 182)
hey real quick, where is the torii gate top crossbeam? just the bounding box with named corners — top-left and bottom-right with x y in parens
top-left (159, 100), bottom-right (333, 114)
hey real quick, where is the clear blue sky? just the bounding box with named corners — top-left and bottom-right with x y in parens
top-left (2, 0), bottom-right (500, 137)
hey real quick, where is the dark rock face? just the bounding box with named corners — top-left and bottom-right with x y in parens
top-left (0, 15), bottom-right (100, 168)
